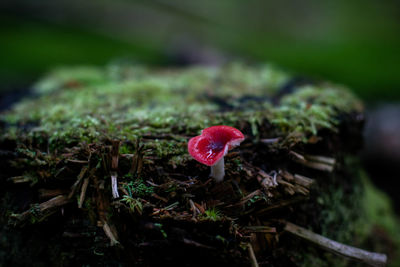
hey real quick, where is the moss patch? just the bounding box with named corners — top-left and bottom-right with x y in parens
top-left (2, 62), bottom-right (392, 267)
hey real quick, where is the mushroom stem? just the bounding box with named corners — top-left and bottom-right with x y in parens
top-left (210, 157), bottom-right (225, 182)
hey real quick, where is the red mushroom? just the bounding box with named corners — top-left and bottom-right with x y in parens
top-left (188, 125), bottom-right (245, 182)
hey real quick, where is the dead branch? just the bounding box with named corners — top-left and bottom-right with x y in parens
top-left (283, 221), bottom-right (387, 267)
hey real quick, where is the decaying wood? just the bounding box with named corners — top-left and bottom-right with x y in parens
top-left (39, 189), bottom-right (69, 199)
top-left (283, 221), bottom-right (387, 267)
top-left (1, 63), bottom-right (385, 266)
top-left (12, 195), bottom-right (70, 223)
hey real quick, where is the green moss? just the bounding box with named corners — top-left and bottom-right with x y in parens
top-left (123, 175), bottom-right (154, 198)
top-left (1, 63), bottom-right (361, 156)
top-left (360, 171), bottom-right (400, 266)
top-left (288, 158), bottom-right (400, 267)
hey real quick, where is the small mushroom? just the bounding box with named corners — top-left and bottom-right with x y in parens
top-left (188, 125), bottom-right (245, 182)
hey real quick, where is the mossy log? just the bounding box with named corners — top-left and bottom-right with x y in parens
top-left (0, 63), bottom-right (398, 266)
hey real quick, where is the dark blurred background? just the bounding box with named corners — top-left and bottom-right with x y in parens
top-left (1, 0), bottom-right (399, 210)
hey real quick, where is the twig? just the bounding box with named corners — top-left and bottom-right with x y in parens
top-left (293, 174), bottom-right (314, 188)
top-left (37, 195), bottom-right (69, 211)
top-left (68, 166), bottom-right (88, 199)
top-left (248, 243), bottom-right (259, 267)
top-left (183, 238), bottom-right (215, 250)
top-left (293, 158), bottom-right (334, 172)
top-left (294, 185), bottom-right (309, 195)
top-left (78, 177), bottom-right (90, 208)
top-left (189, 199), bottom-right (200, 217)
top-left (151, 193), bottom-right (168, 203)
top-left (242, 226), bottom-right (277, 233)
top-left (13, 195), bottom-right (70, 222)
top-left (66, 159), bottom-right (89, 164)
top-left (102, 221), bottom-right (120, 246)
top-left (7, 176), bottom-right (32, 184)
top-left (283, 221), bottom-right (387, 267)
top-left (39, 189), bottom-right (69, 199)
top-left (290, 151), bottom-right (334, 172)
top-left (279, 170), bottom-right (294, 182)
top-left (304, 154), bottom-right (336, 165)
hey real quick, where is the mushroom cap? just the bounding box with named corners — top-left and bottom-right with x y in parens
top-left (188, 125), bottom-right (245, 166)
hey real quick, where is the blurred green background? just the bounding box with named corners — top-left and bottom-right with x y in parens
top-left (1, 0), bottom-right (399, 101)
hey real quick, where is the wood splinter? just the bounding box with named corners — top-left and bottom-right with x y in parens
top-left (111, 140), bottom-right (120, 199)
top-left (248, 243), bottom-right (259, 267)
top-left (78, 177), bottom-right (90, 208)
top-left (111, 172), bottom-right (119, 199)
top-left (283, 221), bottom-right (387, 267)
top-left (290, 151), bottom-right (335, 172)
top-left (102, 221), bottom-right (120, 246)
